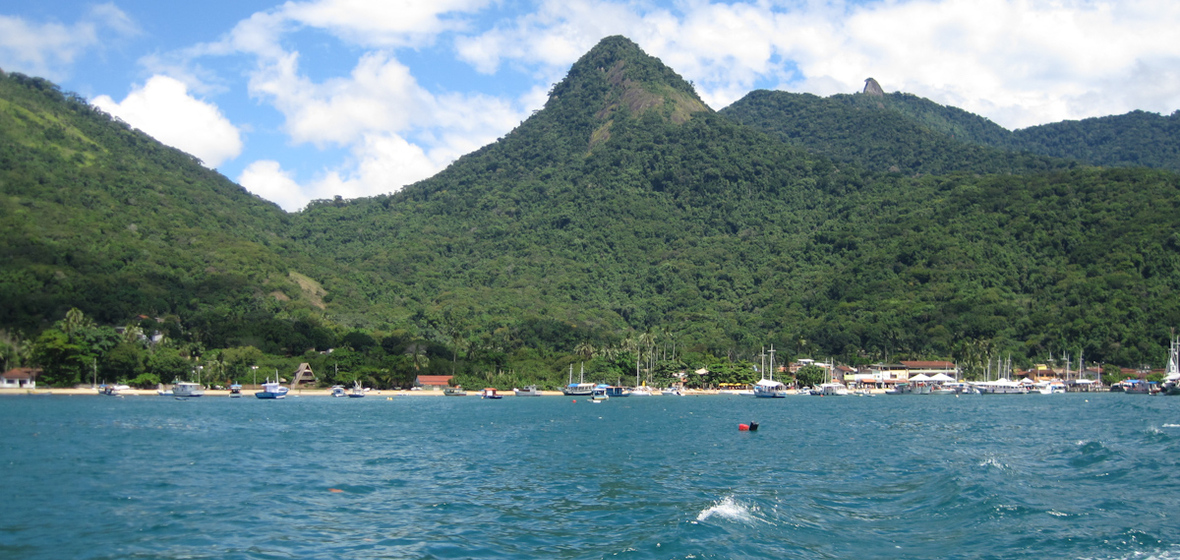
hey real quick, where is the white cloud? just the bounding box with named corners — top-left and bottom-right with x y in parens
top-left (453, 0), bottom-right (1180, 129)
top-left (92, 75), bottom-right (244, 168)
top-left (281, 0), bottom-right (490, 47)
top-left (0, 4), bottom-right (139, 80)
top-left (238, 160), bottom-right (307, 211)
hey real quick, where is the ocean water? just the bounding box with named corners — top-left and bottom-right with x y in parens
top-left (2, 392), bottom-right (1179, 560)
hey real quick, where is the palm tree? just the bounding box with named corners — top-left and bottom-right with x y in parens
top-left (574, 341), bottom-right (596, 360)
top-left (406, 341), bottom-right (429, 374)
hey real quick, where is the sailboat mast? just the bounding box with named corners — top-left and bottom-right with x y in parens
top-left (769, 345), bottom-right (776, 382)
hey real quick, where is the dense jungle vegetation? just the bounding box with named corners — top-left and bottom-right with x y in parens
top-left (2, 36), bottom-right (1179, 390)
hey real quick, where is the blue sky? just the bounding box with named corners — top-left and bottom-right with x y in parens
top-left (2, 0), bottom-right (1178, 212)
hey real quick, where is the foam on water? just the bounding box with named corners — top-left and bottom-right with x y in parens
top-left (695, 496), bottom-right (756, 523)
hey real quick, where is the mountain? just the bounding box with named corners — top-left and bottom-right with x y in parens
top-left (718, 89), bottom-right (1069, 175)
top-left (721, 85), bottom-right (1180, 173)
top-left (0, 70), bottom-right (329, 348)
top-left (3, 36), bottom-right (1180, 388)
top-left (1014, 110), bottom-right (1180, 171)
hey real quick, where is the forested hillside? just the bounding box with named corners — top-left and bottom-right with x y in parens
top-left (3, 37), bottom-right (1180, 391)
top-left (0, 70), bottom-right (334, 354)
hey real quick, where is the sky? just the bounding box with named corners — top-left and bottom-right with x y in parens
top-left (1, 1), bottom-right (1178, 212)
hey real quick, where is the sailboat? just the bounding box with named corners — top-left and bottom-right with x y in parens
top-left (562, 363), bottom-right (594, 396)
top-left (754, 346), bottom-right (787, 398)
top-left (1162, 334), bottom-right (1180, 395)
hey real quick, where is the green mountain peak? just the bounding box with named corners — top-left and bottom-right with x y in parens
top-left (544, 36), bottom-right (710, 150)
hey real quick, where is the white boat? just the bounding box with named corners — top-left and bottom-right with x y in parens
top-left (348, 381), bottom-right (366, 398)
top-left (514, 385), bottom-right (541, 396)
top-left (1035, 380), bottom-right (1067, 394)
top-left (974, 379), bottom-right (1028, 394)
top-left (228, 384), bottom-right (242, 398)
top-left (171, 381), bottom-right (204, 398)
top-left (754, 378), bottom-right (787, 398)
top-left (100, 384), bottom-right (132, 396)
top-left (630, 385), bottom-right (654, 396)
top-left (1163, 334), bottom-right (1180, 395)
top-left (562, 364), bottom-right (594, 396)
top-left (330, 385), bottom-right (347, 397)
top-left (754, 346), bottom-right (787, 397)
top-left (481, 387), bottom-right (503, 399)
top-left (816, 382), bottom-right (849, 396)
top-left (661, 387), bottom-right (683, 396)
top-left (255, 379), bottom-right (289, 399)
top-left (591, 386), bottom-right (609, 401)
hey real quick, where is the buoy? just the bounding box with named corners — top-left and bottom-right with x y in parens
top-left (572, 399), bottom-right (577, 403)
top-left (749, 422), bottom-right (759, 432)
top-left (328, 488), bottom-right (343, 493)
top-left (739, 424), bottom-right (750, 431)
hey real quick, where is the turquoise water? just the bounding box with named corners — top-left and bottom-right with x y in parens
top-left (2, 393), bottom-right (1179, 559)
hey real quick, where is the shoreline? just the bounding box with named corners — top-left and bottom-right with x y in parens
top-left (0, 387), bottom-right (855, 397)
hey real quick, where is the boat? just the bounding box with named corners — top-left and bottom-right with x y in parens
top-left (480, 387), bottom-right (503, 399)
top-left (816, 382), bottom-right (849, 396)
top-left (171, 380), bottom-right (204, 398)
top-left (591, 386), bottom-right (609, 401)
top-left (228, 383), bottom-right (242, 398)
top-left (754, 346), bottom-right (787, 397)
top-left (444, 386), bottom-right (467, 396)
top-left (1034, 380), bottom-right (1067, 394)
top-left (661, 387), bottom-right (683, 396)
top-left (514, 385), bottom-right (541, 396)
top-left (562, 364), bottom-right (594, 396)
top-left (754, 378), bottom-right (787, 398)
top-left (630, 385), bottom-right (654, 396)
top-left (330, 385), bottom-right (347, 397)
top-left (348, 381), bottom-right (366, 398)
top-left (100, 384), bottom-right (132, 396)
top-left (1163, 334), bottom-right (1180, 395)
top-left (255, 379), bottom-right (289, 399)
top-left (597, 383), bottom-right (630, 397)
top-left (973, 379), bottom-right (1029, 394)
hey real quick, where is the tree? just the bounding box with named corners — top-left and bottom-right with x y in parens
top-left (795, 364), bottom-right (826, 388)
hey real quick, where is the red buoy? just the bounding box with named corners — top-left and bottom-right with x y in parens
top-left (739, 424), bottom-right (750, 431)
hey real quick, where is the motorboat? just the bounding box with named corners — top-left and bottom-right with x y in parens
top-left (255, 379), bottom-right (289, 399)
top-left (660, 387), bottom-right (683, 396)
top-left (816, 382), bottom-right (849, 396)
top-left (348, 381), bottom-right (366, 398)
top-left (480, 387), bottom-right (503, 399)
top-left (514, 385), bottom-right (541, 396)
top-left (228, 384), bottom-right (242, 398)
top-left (330, 385), bottom-right (347, 398)
top-left (630, 385), bottom-right (654, 396)
top-left (100, 384), bottom-right (132, 396)
top-left (171, 381), bottom-right (204, 398)
top-left (444, 386), bottom-right (467, 396)
top-left (591, 386), bottom-right (609, 401)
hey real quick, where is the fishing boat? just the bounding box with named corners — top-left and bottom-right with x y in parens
top-left (255, 379), bottom-right (289, 399)
top-left (480, 387), bottom-right (503, 399)
top-left (514, 385), bottom-right (541, 396)
top-left (348, 381), bottom-right (366, 398)
top-left (562, 364), bottom-right (594, 396)
top-left (444, 386), bottom-right (467, 396)
top-left (330, 385), bottom-right (347, 397)
top-left (754, 346), bottom-right (787, 397)
top-left (228, 383), bottom-right (242, 397)
top-left (171, 380), bottom-right (204, 398)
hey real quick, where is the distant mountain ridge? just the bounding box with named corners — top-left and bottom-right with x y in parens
top-left (720, 83), bottom-right (1180, 173)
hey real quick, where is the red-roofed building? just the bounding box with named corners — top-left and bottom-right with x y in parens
top-left (416, 375), bottom-right (454, 390)
top-left (1, 368), bottom-right (40, 389)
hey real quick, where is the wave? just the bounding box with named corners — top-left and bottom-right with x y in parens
top-left (696, 496), bottom-right (756, 524)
